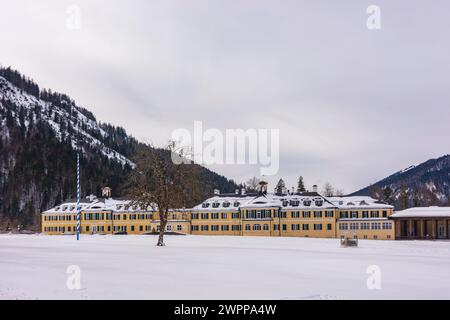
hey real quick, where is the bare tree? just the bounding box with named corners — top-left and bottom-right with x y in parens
top-left (245, 176), bottom-right (260, 192)
top-left (334, 189), bottom-right (345, 196)
top-left (322, 182), bottom-right (335, 197)
top-left (127, 142), bottom-right (202, 246)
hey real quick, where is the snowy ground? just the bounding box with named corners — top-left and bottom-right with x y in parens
top-left (0, 234), bottom-right (449, 300)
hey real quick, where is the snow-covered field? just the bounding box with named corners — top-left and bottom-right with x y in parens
top-left (0, 234), bottom-right (449, 300)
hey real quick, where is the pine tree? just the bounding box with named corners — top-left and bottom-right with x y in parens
top-left (275, 179), bottom-right (285, 195)
top-left (297, 176), bottom-right (306, 193)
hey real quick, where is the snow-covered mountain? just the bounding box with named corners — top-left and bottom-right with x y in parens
top-left (352, 155), bottom-right (450, 209)
top-left (0, 66), bottom-right (237, 229)
top-left (0, 72), bottom-right (134, 167)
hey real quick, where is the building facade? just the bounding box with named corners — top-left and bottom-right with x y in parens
top-left (41, 191), bottom-right (395, 240)
top-left (391, 207), bottom-right (450, 240)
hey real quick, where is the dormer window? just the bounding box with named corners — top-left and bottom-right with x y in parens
top-left (282, 200), bottom-right (289, 207)
top-left (303, 200), bottom-right (311, 206)
top-left (202, 203), bottom-right (210, 208)
top-left (233, 202), bottom-right (240, 207)
top-left (347, 202), bottom-right (355, 206)
top-left (124, 205), bottom-right (130, 211)
top-left (55, 207), bottom-right (60, 211)
top-left (212, 202), bottom-right (220, 208)
top-left (62, 206), bottom-right (67, 211)
top-left (223, 202), bottom-right (230, 208)
top-left (70, 206), bottom-right (75, 211)
top-left (315, 199), bottom-right (324, 207)
top-left (290, 200), bottom-right (300, 207)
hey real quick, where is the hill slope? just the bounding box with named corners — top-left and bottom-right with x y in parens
top-left (0, 67), bottom-right (238, 229)
top-left (352, 155), bottom-right (450, 209)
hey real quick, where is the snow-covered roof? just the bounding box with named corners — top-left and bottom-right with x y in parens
top-left (43, 198), bottom-right (158, 214)
top-left (391, 207), bottom-right (450, 219)
top-left (327, 196), bottom-right (393, 210)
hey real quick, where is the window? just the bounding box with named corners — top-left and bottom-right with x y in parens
top-left (370, 211), bottom-right (380, 218)
top-left (273, 224), bottom-right (280, 231)
top-left (314, 211), bottom-right (322, 218)
top-left (339, 223), bottom-right (349, 230)
top-left (232, 212), bottom-right (240, 219)
top-left (351, 211), bottom-right (358, 219)
top-left (282, 224), bottom-right (287, 231)
top-left (191, 213), bottom-right (199, 219)
top-left (211, 225), bottom-right (219, 231)
top-left (212, 202), bottom-right (220, 208)
top-left (325, 211), bottom-right (334, 218)
top-left (291, 224), bottom-right (300, 231)
top-left (211, 213), bottom-right (219, 219)
top-left (201, 225), bottom-right (209, 231)
top-left (202, 203), bottom-right (210, 208)
top-left (221, 213), bottom-right (227, 219)
top-left (302, 224), bottom-right (309, 231)
top-left (290, 200), bottom-right (300, 207)
top-left (327, 224), bottom-right (332, 231)
top-left (263, 224), bottom-right (269, 231)
top-left (253, 224), bottom-right (261, 231)
top-left (350, 223), bottom-right (359, 230)
top-left (166, 225), bottom-right (172, 231)
top-left (361, 222), bottom-right (370, 230)
top-left (303, 200), bottom-right (311, 206)
top-left (302, 211), bottom-right (311, 218)
top-left (139, 225), bottom-right (143, 231)
top-left (232, 225), bottom-right (241, 231)
top-left (291, 211), bottom-right (300, 218)
top-left (131, 225), bottom-right (135, 232)
top-left (314, 224), bottom-right (323, 231)
top-left (362, 211), bottom-right (369, 219)
top-left (191, 225), bottom-right (199, 231)
top-left (382, 222), bottom-right (392, 230)
top-left (201, 213), bottom-right (209, 220)
top-left (315, 199), bottom-right (324, 207)
top-left (371, 222), bottom-right (381, 230)
top-left (177, 225), bottom-right (182, 231)
top-left (221, 225), bottom-right (230, 231)
top-left (340, 211), bottom-right (349, 219)
top-left (245, 224), bottom-right (251, 231)
top-left (382, 211), bottom-right (388, 218)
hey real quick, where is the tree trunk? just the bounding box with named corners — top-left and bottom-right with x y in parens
top-left (157, 227), bottom-right (165, 247)
top-left (157, 211), bottom-right (167, 247)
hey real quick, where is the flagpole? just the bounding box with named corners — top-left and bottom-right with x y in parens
top-left (76, 152), bottom-right (81, 240)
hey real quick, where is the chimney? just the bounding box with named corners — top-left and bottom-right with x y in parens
top-left (214, 189), bottom-right (220, 195)
top-left (241, 188), bottom-right (246, 196)
top-left (235, 189), bottom-right (239, 195)
top-left (312, 185), bottom-right (318, 193)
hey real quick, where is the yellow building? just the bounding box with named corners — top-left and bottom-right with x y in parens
top-left (41, 190), bottom-right (394, 240)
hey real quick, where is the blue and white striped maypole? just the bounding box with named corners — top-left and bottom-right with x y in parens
top-left (76, 152), bottom-right (81, 240)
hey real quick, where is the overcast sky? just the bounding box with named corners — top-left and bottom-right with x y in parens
top-left (1, 0), bottom-right (449, 193)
